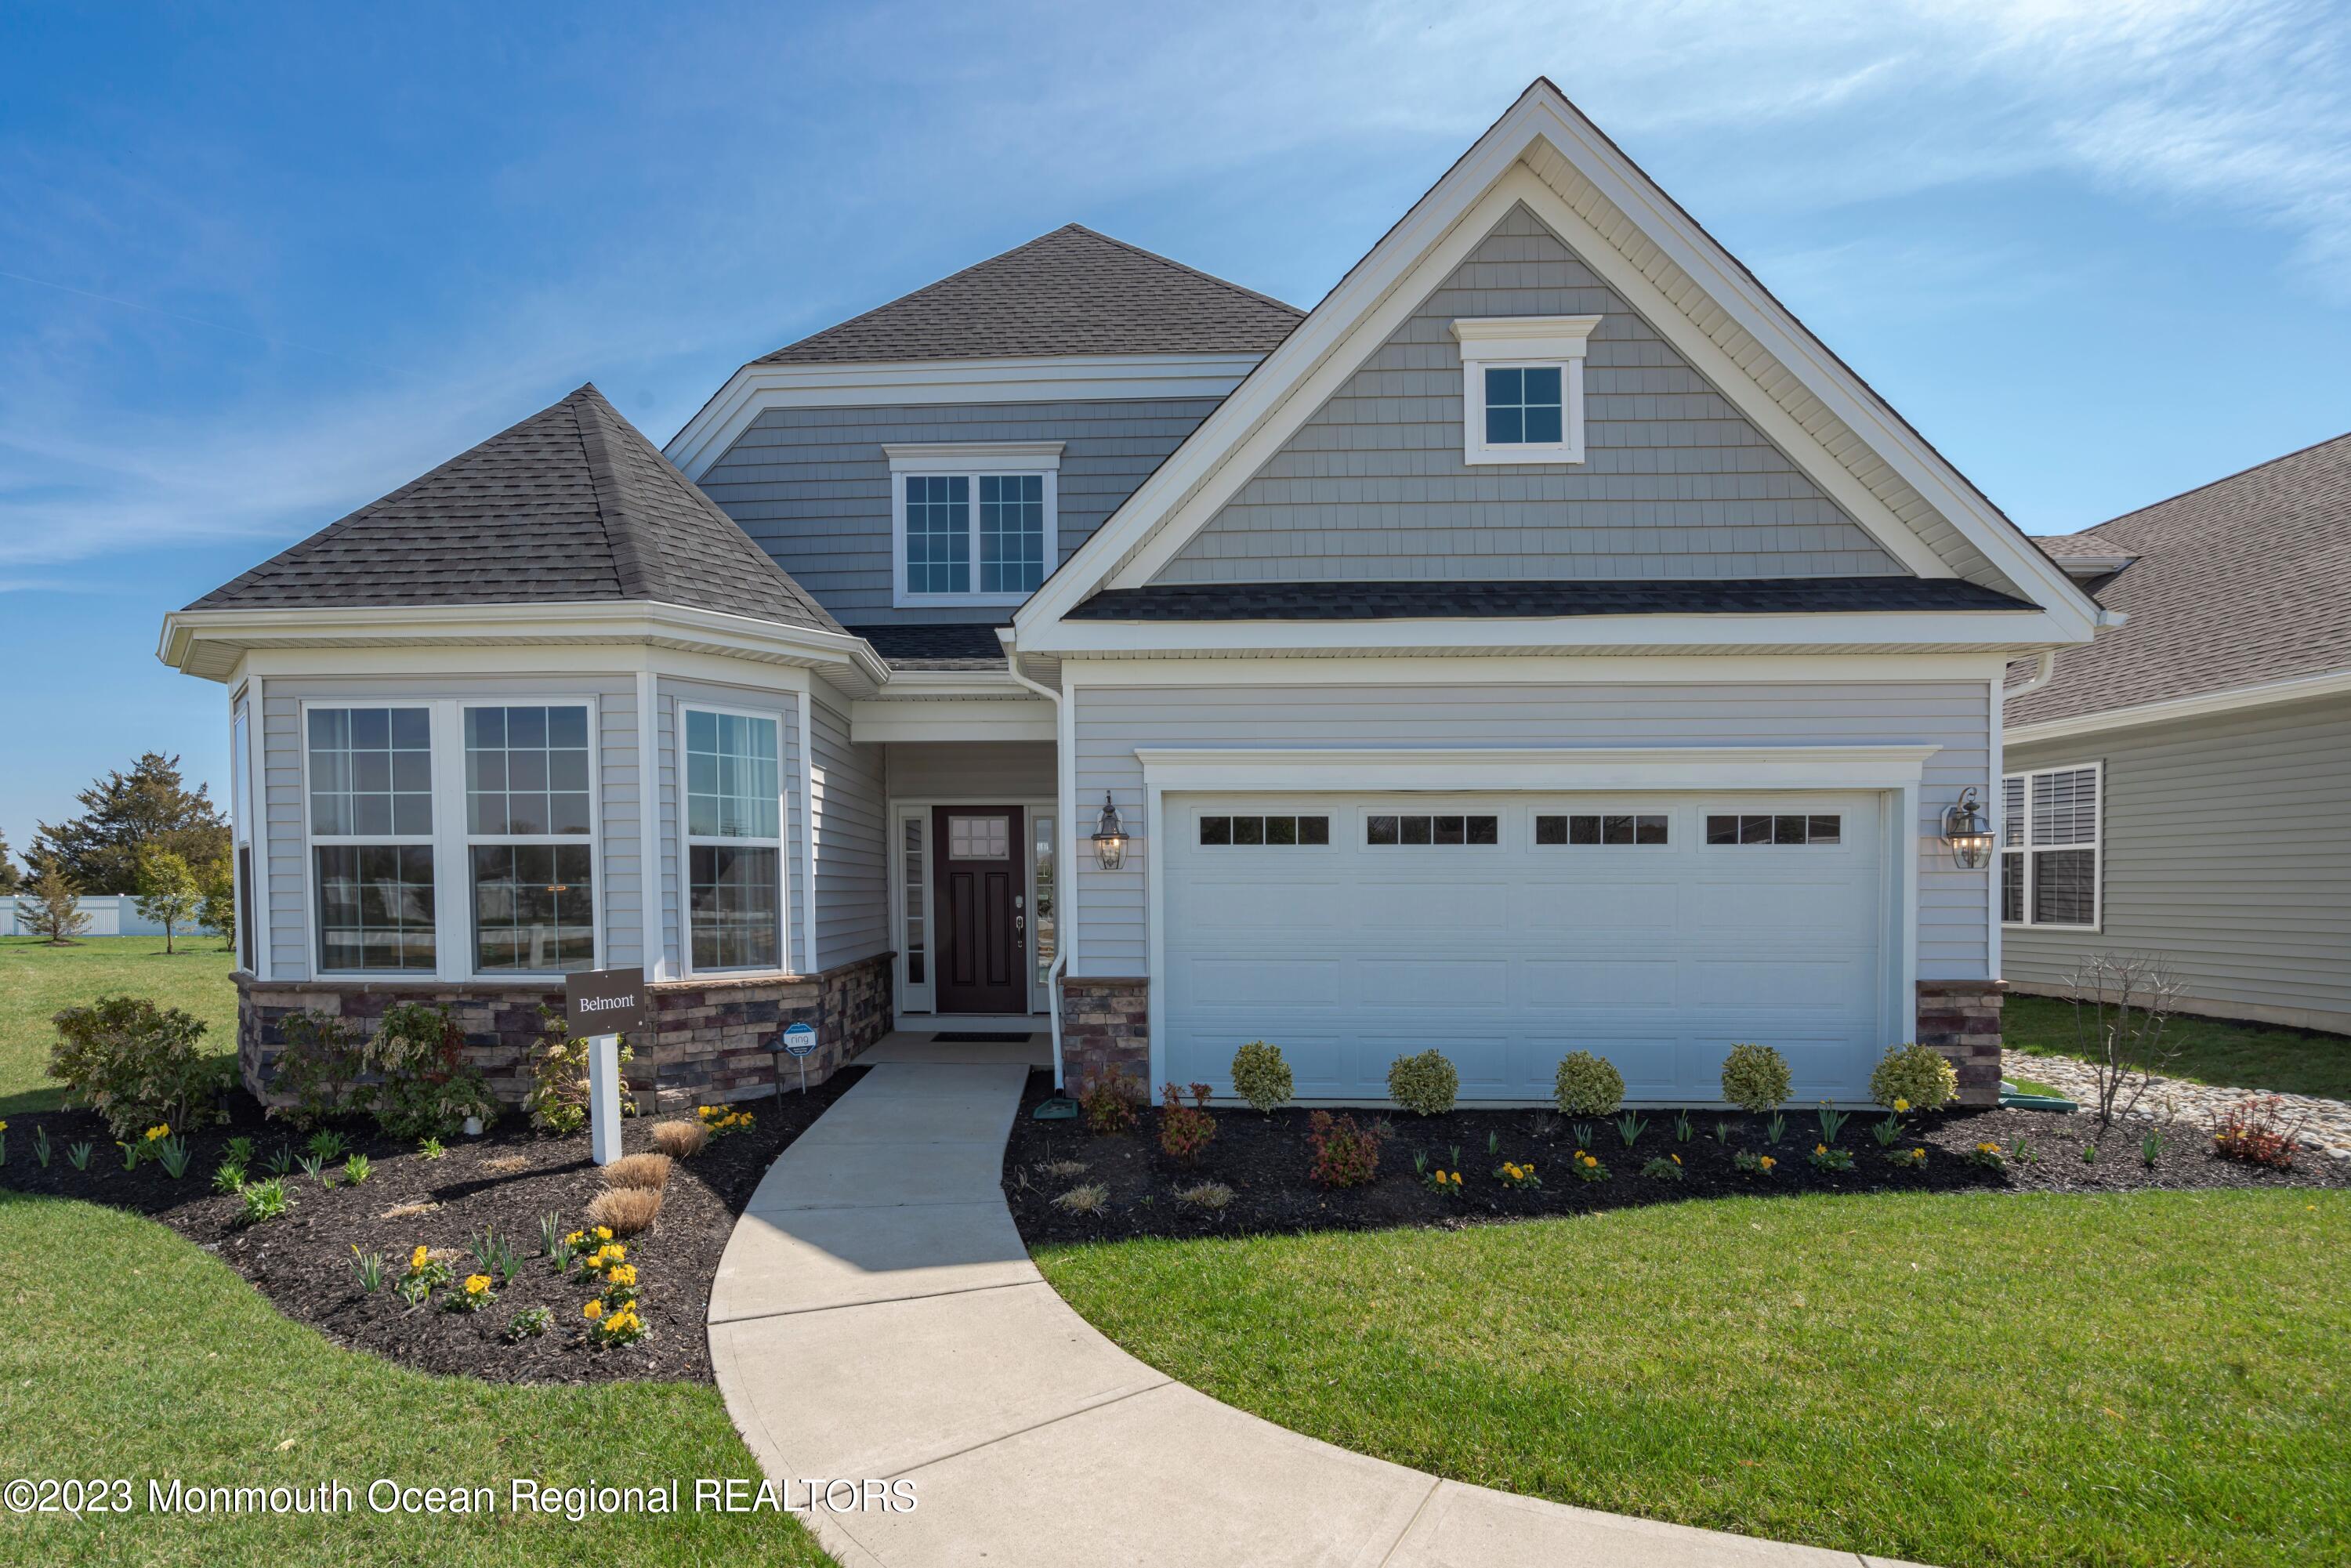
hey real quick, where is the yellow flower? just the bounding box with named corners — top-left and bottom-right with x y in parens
top-left (1977, 1142), bottom-right (1999, 1154)
top-left (1759, 1156), bottom-right (1777, 1171)
top-left (464, 1274), bottom-right (491, 1295)
top-left (146, 1124), bottom-right (170, 1141)
top-left (409, 1244), bottom-right (429, 1270)
top-left (1671, 1154), bottom-right (1681, 1165)
top-left (606, 1264), bottom-right (636, 1287)
top-left (594, 1226), bottom-right (613, 1240)
top-left (583, 1300), bottom-right (603, 1320)
top-left (1815, 1143), bottom-right (1827, 1155)
top-left (0, 1120), bottom-right (9, 1132)
top-left (1893, 1098), bottom-right (1911, 1113)
top-left (564, 1230), bottom-right (584, 1246)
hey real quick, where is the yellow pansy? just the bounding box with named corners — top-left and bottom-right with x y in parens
top-left (583, 1300), bottom-right (603, 1320)
top-left (409, 1244), bottom-right (429, 1270)
top-left (464, 1274), bottom-right (491, 1295)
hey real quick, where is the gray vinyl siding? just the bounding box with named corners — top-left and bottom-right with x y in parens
top-left (2002, 694), bottom-right (2351, 1033)
top-left (1156, 204), bottom-right (1904, 585)
top-left (697, 398), bottom-right (1223, 624)
top-left (1069, 677), bottom-right (1990, 980)
top-left (256, 675), bottom-right (640, 981)
top-left (810, 697), bottom-right (889, 969)
top-left (659, 679), bottom-right (802, 978)
top-left (882, 741), bottom-right (1056, 800)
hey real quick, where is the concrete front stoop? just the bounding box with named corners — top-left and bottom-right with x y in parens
top-left (708, 1039), bottom-right (1925, 1568)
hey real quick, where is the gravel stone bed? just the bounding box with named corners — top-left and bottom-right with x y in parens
top-left (2001, 1049), bottom-right (2351, 1161)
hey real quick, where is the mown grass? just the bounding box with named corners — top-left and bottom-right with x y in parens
top-left (0, 936), bottom-right (239, 1114)
top-left (0, 1193), bottom-right (832, 1566)
top-left (1038, 1190), bottom-right (2351, 1568)
top-left (2005, 991), bottom-right (2351, 1101)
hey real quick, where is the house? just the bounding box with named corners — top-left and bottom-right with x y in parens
top-left (158, 80), bottom-right (2108, 1110)
top-left (2005, 434), bottom-right (2351, 1034)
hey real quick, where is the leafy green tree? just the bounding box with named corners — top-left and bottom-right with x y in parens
top-left (18, 860), bottom-right (91, 944)
top-left (34, 752), bottom-right (229, 894)
top-left (0, 829), bottom-right (21, 894)
top-left (134, 846), bottom-right (205, 955)
top-left (195, 855), bottom-right (237, 951)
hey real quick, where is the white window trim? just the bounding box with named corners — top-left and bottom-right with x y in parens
top-left (297, 696), bottom-right (607, 983)
top-left (679, 701), bottom-right (791, 979)
top-left (2000, 760), bottom-right (2102, 932)
top-left (1451, 314), bottom-right (1599, 465)
top-left (887, 441), bottom-right (1064, 608)
top-left (230, 700), bottom-right (257, 976)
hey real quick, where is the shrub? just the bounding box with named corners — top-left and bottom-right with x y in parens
top-left (1868, 1043), bottom-right (1959, 1113)
top-left (1386, 1050), bottom-right (1458, 1116)
top-left (1306, 1110), bottom-right (1384, 1188)
top-left (1719, 1043), bottom-right (1791, 1114)
top-left (49, 995), bottom-right (225, 1139)
top-left (585, 1185), bottom-right (663, 1236)
top-left (1052, 1182), bottom-right (1110, 1215)
top-left (523, 1004), bottom-right (637, 1136)
top-left (1157, 1082), bottom-right (1217, 1164)
top-left (2212, 1095), bottom-right (2299, 1168)
top-left (1552, 1051), bottom-right (1625, 1117)
top-left (265, 1012), bottom-right (364, 1130)
top-left (1229, 1041), bottom-right (1293, 1114)
top-left (1174, 1180), bottom-right (1233, 1210)
top-left (1078, 1073), bottom-right (1143, 1135)
top-left (650, 1119), bottom-right (708, 1160)
top-left (600, 1153), bottom-right (672, 1192)
top-left (363, 1002), bottom-right (499, 1142)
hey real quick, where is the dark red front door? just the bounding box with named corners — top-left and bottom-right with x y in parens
top-left (934, 806), bottom-right (1025, 1014)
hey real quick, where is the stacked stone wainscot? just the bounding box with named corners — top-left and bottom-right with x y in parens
top-left (1916, 978), bottom-right (2005, 1107)
top-left (1061, 976), bottom-right (1148, 1091)
top-left (235, 951), bottom-right (893, 1114)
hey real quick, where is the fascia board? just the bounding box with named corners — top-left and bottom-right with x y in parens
top-left (1133, 742), bottom-right (1941, 792)
top-left (2004, 666), bottom-right (2351, 747)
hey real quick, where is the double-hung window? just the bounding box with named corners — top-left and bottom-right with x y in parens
top-left (887, 442), bottom-right (1063, 607)
top-left (306, 706), bottom-right (437, 972)
top-left (2001, 763), bottom-right (2101, 929)
top-left (465, 704), bottom-right (598, 973)
top-left (231, 703), bottom-right (255, 972)
top-left (1452, 315), bottom-right (1600, 465)
top-left (685, 708), bottom-right (784, 972)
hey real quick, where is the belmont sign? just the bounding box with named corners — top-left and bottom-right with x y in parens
top-left (565, 967), bottom-right (649, 1037)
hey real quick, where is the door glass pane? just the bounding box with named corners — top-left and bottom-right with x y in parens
top-left (904, 817), bottom-right (926, 986)
top-left (948, 815), bottom-right (1009, 859)
top-left (1033, 815), bottom-right (1055, 990)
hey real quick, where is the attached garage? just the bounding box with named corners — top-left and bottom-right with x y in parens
top-left (1159, 791), bottom-right (1900, 1105)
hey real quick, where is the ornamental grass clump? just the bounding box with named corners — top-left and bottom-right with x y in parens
top-left (650, 1119), bottom-right (708, 1160)
top-left (1157, 1082), bottom-right (1217, 1164)
top-left (600, 1153), bottom-right (673, 1192)
top-left (1868, 1043), bottom-right (1958, 1114)
top-left (1552, 1051), bottom-right (1625, 1117)
top-left (1229, 1041), bottom-right (1293, 1114)
top-left (585, 1185), bottom-right (663, 1237)
top-left (1386, 1050), bottom-right (1459, 1117)
top-left (1719, 1043), bottom-right (1791, 1114)
top-left (1306, 1110), bottom-right (1385, 1188)
top-left (1174, 1180), bottom-right (1233, 1210)
top-left (1052, 1182), bottom-right (1110, 1215)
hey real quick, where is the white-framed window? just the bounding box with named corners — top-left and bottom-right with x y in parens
top-left (886, 441), bottom-right (1063, 607)
top-left (1451, 315), bottom-right (1600, 465)
top-left (230, 702), bottom-right (257, 973)
top-left (304, 704), bottom-right (438, 974)
top-left (1366, 812), bottom-right (1500, 847)
top-left (463, 704), bottom-right (599, 974)
top-left (2001, 762), bottom-right (2101, 930)
top-left (683, 706), bottom-right (786, 973)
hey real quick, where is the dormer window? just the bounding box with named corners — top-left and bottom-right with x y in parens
top-left (887, 441), bottom-right (1063, 607)
top-left (1451, 315), bottom-right (1599, 465)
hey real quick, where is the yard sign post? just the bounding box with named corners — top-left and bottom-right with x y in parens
top-left (781, 1022), bottom-right (818, 1095)
top-left (566, 967), bottom-right (650, 1168)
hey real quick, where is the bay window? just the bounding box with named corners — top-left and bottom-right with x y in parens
top-left (2001, 763), bottom-right (2101, 929)
top-left (685, 708), bottom-right (784, 972)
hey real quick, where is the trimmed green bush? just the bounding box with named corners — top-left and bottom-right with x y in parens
top-left (48, 995), bottom-right (226, 1139)
top-left (1230, 1041), bottom-right (1294, 1114)
top-left (1719, 1042), bottom-right (1792, 1114)
top-left (1552, 1051), bottom-right (1625, 1117)
top-left (1868, 1042), bottom-right (1959, 1112)
top-left (1386, 1049), bottom-right (1458, 1116)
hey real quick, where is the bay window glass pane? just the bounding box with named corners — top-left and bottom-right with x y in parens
top-left (467, 705), bottom-right (592, 837)
top-left (472, 843), bottom-right (596, 973)
top-left (690, 845), bottom-right (781, 970)
top-left (979, 473), bottom-right (1046, 593)
top-left (686, 712), bottom-right (779, 839)
top-left (2032, 849), bottom-right (2096, 925)
top-left (309, 706), bottom-right (431, 838)
top-left (315, 844), bottom-right (435, 972)
top-left (906, 474), bottom-right (970, 594)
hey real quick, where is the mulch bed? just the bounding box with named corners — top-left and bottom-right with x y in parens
top-left (1003, 1073), bottom-right (2351, 1246)
top-left (0, 1067), bottom-right (864, 1385)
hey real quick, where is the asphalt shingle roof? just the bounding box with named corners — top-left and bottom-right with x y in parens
top-left (2009, 432), bottom-right (2351, 726)
top-left (843, 622), bottom-right (1010, 671)
top-left (187, 385), bottom-right (842, 634)
top-left (1066, 578), bottom-right (2037, 621)
top-left (758, 224), bottom-right (1302, 364)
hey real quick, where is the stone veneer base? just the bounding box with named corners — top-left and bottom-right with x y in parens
top-left (235, 951), bottom-right (894, 1114)
top-left (1060, 976), bottom-right (1148, 1091)
top-left (1917, 978), bottom-right (2005, 1107)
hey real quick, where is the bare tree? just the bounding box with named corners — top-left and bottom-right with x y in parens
top-left (2063, 953), bottom-right (2186, 1130)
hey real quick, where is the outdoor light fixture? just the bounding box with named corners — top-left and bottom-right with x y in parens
top-left (1940, 787), bottom-right (1995, 870)
top-left (1091, 794), bottom-right (1128, 871)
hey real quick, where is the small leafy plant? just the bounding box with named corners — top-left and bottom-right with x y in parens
top-left (1871, 1114), bottom-right (1904, 1149)
top-left (418, 1136), bottom-right (447, 1161)
top-left (2081, 1143), bottom-right (2099, 1164)
top-left (225, 1135), bottom-right (255, 1166)
top-left (33, 1124), bottom-right (51, 1169)
top-left (1496, 1158), bottom-right (1544, 1190)
top-left (342, 1153), bottom-right (371, 1185)
top-left (694, 1103), bottom-right (755, 1138)
top-left (1673, 1111), bottom-right (1693, 1144)
top-left (471, 1226), bottom-right (523, 1284)
top-left (306, 1129), bottom-right (348, 1162)
top-left (506, 1305), bottom-right (552, 1342)
top-left (155, 1135), bottom-right (191, 1179)
top-left (1306, 1110), bottom-right (1385, 1188)
top-left (1565, 1150), bottom-right (1604, 1184)
top-left (212, 1158), bottom-right (248, 1193)
top-left (399, 1244), bottom-right (451, 1306)
top-left (583, 1297), bottom-right (644, 1347)
top-left (447, 1273), bottom-right (497, 1313)
top-left (2141, 1128), bottom-right (2164, 1168)
top-left (1642, 1153), bottom-right (1685, 1182)
top-left (239, 1178), bottom-right (292, 1225)
top-left (1965, 1140), bottom-right (2007, 1171)
top-left (264, 1143), bottom-right (295, 1176)
top-left (1733, 1150), bottom-right (1777, 1177)
top-left (1815, 1105), bottom-right (1847, 1143)
top-left (1422, 1166), bottom-right (1465, 1197)
top-left (2212, 1095), bottom-right (2300, 1168)
top-left (1485, 1129), bottom-right (1501, 1157)
top-left (297, 1151), bottom-right (332, 1187)
top-left (1157, 1082), bottom-right (1217, 1164)
top-left (1229, 1041), bottom-right (1293, 1114)
top-left (1713, 1119), bottom-right (1735, 1146)
top-left (1765, 1112), bottom-right (1787, 1146)
top-left (1886, 1145), bottom-right (1926, 1169)
top-left (1808, 1143), bottom-right (1854, 1171)
top-left (66, 1139), bottom-right (93, 1171)
top-left (1614, 1111), bottom-right (1647, 1148)
top-left (350, 1247), bottom-right (386, 1293)
top-left (1078, 1074), bottom-right (1143, 1135)
top-left (1386, 1050), bottom-right (1459, 1116)
top-left (1570, 1122), bottom-right (1592, 1151)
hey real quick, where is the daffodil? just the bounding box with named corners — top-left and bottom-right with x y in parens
top-left (1893, 1098), bottom-right (1911, 1113)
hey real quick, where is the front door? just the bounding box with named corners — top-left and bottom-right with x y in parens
top-left (933, 806), bottom-right (1026, 1014)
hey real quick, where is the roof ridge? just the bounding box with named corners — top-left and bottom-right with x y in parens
top-left (567, 384), bottom-right (657, 601)
top-left (1060, 224), bottom-right (1304, 317)
top-left (2085, 427), bottom-right (2351, 538)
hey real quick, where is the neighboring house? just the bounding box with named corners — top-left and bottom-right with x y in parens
top-left (2005, 434), bottom-right (2351, 1034)
top-left (159, 81), bottom-right (2106, 1110)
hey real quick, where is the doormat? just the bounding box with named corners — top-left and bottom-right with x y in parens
top-left (931, 1031), bottom-right (1038, 1043)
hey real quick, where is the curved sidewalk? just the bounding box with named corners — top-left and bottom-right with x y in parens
top-left (709, 1048), bottom-right (1914, 1568)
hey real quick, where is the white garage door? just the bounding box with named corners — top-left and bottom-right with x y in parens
top-left (1161, 793), bottom-right (1889, 1104)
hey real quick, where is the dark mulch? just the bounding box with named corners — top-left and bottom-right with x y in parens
top-left (1003, 1073), bottom-right (2351, 1246)
top-left (0, 1068), bottom-right (863, 1384)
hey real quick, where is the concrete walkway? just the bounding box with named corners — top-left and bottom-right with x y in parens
top-left (710, 1039), bottom-right (1916, 1567)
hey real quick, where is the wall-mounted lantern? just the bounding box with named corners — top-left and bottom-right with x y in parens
top-left (1940, 787), bottom-right (1995, 870)
top-left (1091, 794), bottom-right (1128, 871)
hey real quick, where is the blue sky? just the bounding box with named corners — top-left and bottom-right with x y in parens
top-left (4, 1), bottom-right (2349, 857)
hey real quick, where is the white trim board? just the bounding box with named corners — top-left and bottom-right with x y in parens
top-left (2005, 667), bottom-right (2351, 747)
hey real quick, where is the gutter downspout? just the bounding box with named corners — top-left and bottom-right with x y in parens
top-left (2003, 650), bottom-right (2057, 704)
top-left (999, 632), bottom-right (1068, 1090)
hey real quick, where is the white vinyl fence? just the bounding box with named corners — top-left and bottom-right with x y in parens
top-left (0, 894), bottom-right (176, 938)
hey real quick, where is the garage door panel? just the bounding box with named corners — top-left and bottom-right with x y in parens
top-left (1519, 959), bottom-right (1679, 1009)
top-left (1359, 882), bottom-right (1514, 932)
top-left (1532, 1037), bottom-right (1684, 1099)
top-left (1686, 958), bottom-right (1870, 1012)
top-left (1511, 881), bottom-right (1678, 933)
top-left (1358, 1033), bottom-right (1514, 1096)
top-left (1183, 956), bottom-right (1344, 1007)
top-left (1189, 877), bottom-right (1358, 931)
top-left (1691, 878), bottom-right (1871, 936)
top-left (1359, 959), bottom-right (1510, 1008)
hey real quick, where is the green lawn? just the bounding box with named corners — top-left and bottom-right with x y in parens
top-left (0, 1193), bottom-right (833, 1565)
top-left (0, 936), bottom-right (238, 1114)
top-left (1039, 1190), bottom-right (2351, 1568)
top-left (2005, 990), bottom-right (2351, 1101)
